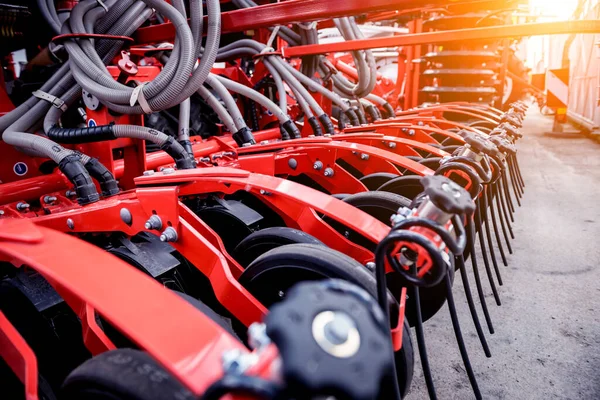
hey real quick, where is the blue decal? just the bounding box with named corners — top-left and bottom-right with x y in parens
top-left (88, 119), bottom-right (97, 127)
top-left (13, 162), bottom-right (28, 176)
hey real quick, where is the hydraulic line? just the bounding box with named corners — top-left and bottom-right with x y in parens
top-left (205, 74), bottom-right (248, 132)
top-left (65, 0), bottom-right (222, 114)
top-left (37, 0), bottom-right (62, 34)
top-left (214, 75), bottom-right (301, 139)
top-left (196, 86), bottom-right (238, 134)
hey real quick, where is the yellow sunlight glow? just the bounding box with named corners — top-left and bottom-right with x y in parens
top-left (529, 0), bottom-right (581, 20)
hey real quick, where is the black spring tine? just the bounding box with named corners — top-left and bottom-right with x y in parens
top-left (507, 159), bottom-right (523, 205)
top-left (466, 219), bottom-right (495, 334)
top-left (456, 255), bottom-right (492, 357)
top-left (509, 157), bottom-right (524, 199)
top-left (444, 269), bottom-right (483, 400)
top-left (498, 174), bottom-right (515, 231)
top-left (474, 200), bottom-right (502, 306)
top-left (501, 170), bottom-right (516, 218)
top-left (510, 154), bottom-right (524, 190)
top-left (487, 185), bottom-right (509, 265)
top-left (411, 265), bottom-right (438, 400)
top-left (514, 155), bottom-right (525, 188)
top-left (494, 183), bottom-right (514, 253)
top-left (481, 188), bottom-right (503, 284)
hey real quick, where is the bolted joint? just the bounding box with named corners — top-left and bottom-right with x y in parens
top-left (16, 202), bottom-right (30, 211)
top-left (144, 215), bottom-right (163, 231)
top-left (43, 196), bottom-right (57, 204)
top-left (313, 160), bottom-right (323, 171)
top-left (388, 142), bottom-right (396, 149)
top-left (360, 153), bottom-right (369, 161)
top-left (324, 167), bottom-right (334, 177)
top-left (159, 227), bottom-right (178, 242)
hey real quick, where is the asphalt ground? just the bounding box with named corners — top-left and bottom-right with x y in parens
top-left (406, 108), bottom-right (600, 400)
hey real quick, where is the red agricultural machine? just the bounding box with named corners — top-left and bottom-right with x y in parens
top-left (0, 1), bottom-right (542, 399)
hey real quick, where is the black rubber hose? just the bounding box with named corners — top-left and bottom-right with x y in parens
top-left (307, 116), bottom-right (323, 136)
top-left (47, 124), bottom-right (116, 143)
top-left (59, 154), bottom-right (100, 205)
top-left (353, 106), bottom-right (367, 125)
top-left (233, 127), bottom-right (256, 146)
top-left (281, 120), bottom-right (301, 139)
top-left (84, 158), bottom-right (119, 197)
top-left (318, 114), bottom-right (336, 135)
top-left (365, 104), bottom-right (381, 122)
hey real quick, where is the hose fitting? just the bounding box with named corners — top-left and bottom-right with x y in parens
top-left (84, 158), bottom-right (120, 197)
top-left (344, 108), bottom-right (360, 126)
top-left (307, 116), bottom-right (323, 136)
top-left (233, 127), bottom-right (256, 146)
top-left (318, 114), bottom-right (336, 135)
top-left (365, 105), bottom-right (380, 122)
top-left (159, 136), bottom-right (196, 170)
top-left (58, 154), bottom-right (100, 205)
top-left (281, 120), bottom-right (301, 139)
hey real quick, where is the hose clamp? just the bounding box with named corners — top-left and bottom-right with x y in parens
top-left (129, 82), bottom-right (153, 114)
top-left (32, 90), bottom-right (67, 112)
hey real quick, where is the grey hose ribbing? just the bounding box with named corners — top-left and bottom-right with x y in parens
top-left (197, 86), bottom-right (237, 134)
top-left (215, 76), bottom-right (289, 125)
top-left (37, 0), bottom-right (61, 34)
top-left (205, 75), bottom-right (247, 131)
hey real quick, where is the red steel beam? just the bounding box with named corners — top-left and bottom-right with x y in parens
top-left (135, 0), bottom-right (508, 44)
top-left (282, 20), bottom-right (600, 57)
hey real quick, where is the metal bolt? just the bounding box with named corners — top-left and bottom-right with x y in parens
top-left (365, 262), bottom-right (376, 272)
top-left (67, 218), bottom-right (75, 229)
top-left (248, 323), bottom-right (271, 350)
top-left (162, 168), bottom-right (175, 175)
top-left (144, 215), bottom-right (162, 230)
top-left (408, 129), bottom-right (415, 136)
top-left (0, 210), bottom-right (4, 216)
top-left (417, 121), bottom-right (424, 126)
top-left (43, 196), bottom-right (57, 204)
top-left (200, 157), bottom-right (210, 163)
top-left (143, 170), bottom-right (155, 176)
top-left (313, 160), bottom-right (323, 171)
top-left (259, 189), bottom-right (271, 196)
top-left (360, 153), bottom-right (369, 161)
top-left (65, 190), bottom-right (76, 197)
top-left (260, 140), bottom-right (269, 145)
top-left (242, 143), bottom-right (252, 147)
top-left (16, 202), bottom-right (29, 211)
top-left (288, 158), bottom-right (298, 170)
top-left (388, 142), bottom-right (396, 149)
top-left (120, 208), bottom-right (133, 226)
top-left (159, 227), bottom-right (178, 242)
top-left (324, 167), bottom-right (334, 177)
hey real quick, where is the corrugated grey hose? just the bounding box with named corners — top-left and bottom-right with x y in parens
top-left (214, 75), bottom-right (301, 140)
top-left (217, 40), bottom-right (333, 134)
top-left (67, 0), bottom-right (221, 114)
top-left (2, 0), bottom-right (159, 204)
top-left (197, 86), bottom-right (237, 134)
top-left (37, 0), bottom-right (62, 34)
top-left (0, 0), bottom-right (125, 133)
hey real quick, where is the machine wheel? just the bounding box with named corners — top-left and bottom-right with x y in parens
top-left (359, 172), bottom-right (399, 191)
top-left (326, 191), bottom-right (452, 326)
top-left (61, 349), bottom-right (193, 400)
top-left (233, 227), bottom-right (324, 267)
top-left (377, 175), bottom-right (425, 200)
top-left (239, 243), bottom-right (414, 397)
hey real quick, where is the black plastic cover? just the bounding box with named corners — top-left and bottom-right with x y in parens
top-left (307, 116), bottom-right (323, 136)
top-left (266, 279), bottom-right (393, 400)
top-left (48, 124), bottom-right (115, 144)
top-left (420, 175), bottom-right (475, 215)
top-left (58, 154), bottom-right (99, 205)
top-left (84, 158), bottom-right (119, 197)
top-left (232, 127), bottom-right (256, 146)
top-left (318, 114), bottom-right (336, 135)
